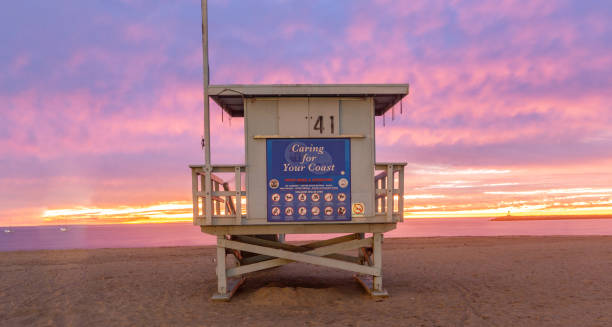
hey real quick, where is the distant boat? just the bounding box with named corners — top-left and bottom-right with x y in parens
top-left (59, 227), bottom-right (68, 232)
top-left (3, 229), bottom-right (11, 233)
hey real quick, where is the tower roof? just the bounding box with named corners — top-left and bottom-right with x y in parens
top-left (208, 84), bottom-right (409, 117)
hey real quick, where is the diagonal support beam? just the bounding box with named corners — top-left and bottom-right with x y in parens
top-left (223, 237), bottom-right (377, 277)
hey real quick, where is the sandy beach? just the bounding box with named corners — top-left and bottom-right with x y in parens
top-left (1, 236), bottom-right (611, 326)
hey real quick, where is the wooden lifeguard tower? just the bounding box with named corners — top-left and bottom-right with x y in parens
top-left (191, 0), bottom-right (409, 301)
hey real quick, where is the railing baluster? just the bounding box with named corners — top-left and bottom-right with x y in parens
top-left (235, 166), bottom-right (242, 224)
top-left (192, 168), bottom-right (199, 225)
top-left (398, 165), bottom-right (404, 222)
top-left (386, 164), bottom-right (393, 220)
top-left (204, 166), bottom-right (213, 225)
top-left (214, 180), bottom-right (220, 215)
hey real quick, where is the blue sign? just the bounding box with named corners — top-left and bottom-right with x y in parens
top-left (266, 138), bottom-right (351, 222)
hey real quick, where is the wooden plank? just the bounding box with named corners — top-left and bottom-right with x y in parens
top-left (238, 254), bottom-right (275, 265)
top-left (239, 253), bottom-right (359, 266)
top-left (302, 233), bottom-right (359, 249)
top-left (222, 182), bottom-right (235, 216)
top-left (204, 167), bottom-right (212, 225)
top-left (207, 84), bottom-right (410, 97)
top-left (216, 236), bottom-right (227, 294)
top-left (199, 190), bottom-right (246, 197)
top-left (373, 232), bottom-right (383, 291)
top-left (210, 173), bottom-right (225, 185)
top-left (202, 223), bottom-right (397, 235)
top-left (235, 234), bottom-right (360, 251)
top-left (233, 236), bottom-right (364, 263)
top-left (386, 164), bottom-right (393, 220)
top-left (209, 190), bottom-right (236, 196)
top-left (234, 235), bottom-right (306, 251)
top-left (305, 238), bottom-right (373, 256)
top-left (253, 134), bottom-right (366, 139)
top-left (398, 166), bottom-right (404, 222)
top-left (354, 275), bottom-right (389, 298)
top-left (226, 238), bottom-right (375, 277)
top-left (200, 215), bottom-right (394, 226)
top-left (375, 189), bottom-right (401, 195)
top-left (235, 166), bottom-right (241, 224)
top-left (211, 277), bottom-right (245, 302)
top-left (227, 257), bottom-right (290, 277)
top-left (211, 166), bottom-right (240, 173)
top-left (221, 239), bottom-right (379, 276)
top-left (376, 161), bottom-right (408, 166)
top-left (214, 181), bottom-right (220, 215)
top-left (191, 169), bottom-right (199, 225)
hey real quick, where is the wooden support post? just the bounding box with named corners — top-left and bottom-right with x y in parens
top-left (355, 232), bottom-right (388, 297)
top-left (357, 233), bottom-right (365, 264)
top-left (373, 232), bottom-right (385, 292)
top-left (204, 167), bottom-right (212, 225)
top-left (192, 169), bottom-right (199, 225)
top-left (216, 236), bottom-right (227, 295)
top-left (235, 166), bottom-right (241, 224)
top-left (220, 238), bottom-right (379, 276)
top-left (398, 166), bottom-right (404, 222)
top-left (212, 234), bottom-right (246, 302)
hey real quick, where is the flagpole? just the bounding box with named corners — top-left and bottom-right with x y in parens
top-left (201, 0), bottom-right (211, 166)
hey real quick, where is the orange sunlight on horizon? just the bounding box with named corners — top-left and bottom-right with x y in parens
top-left (32, 196), bottom-right (612, 227)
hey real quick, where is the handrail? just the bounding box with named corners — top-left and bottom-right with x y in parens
top-left (191, 164), bottom-right (246, 225)
top-left (374, 162), bottom-right (405, 222)
top-left (191, 163), bottom-right (404, 225)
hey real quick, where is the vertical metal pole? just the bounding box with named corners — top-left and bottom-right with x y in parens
top-left (201, 0), bottom-right (211, 166)
top-left (201, 0), bottom-right (213, 225)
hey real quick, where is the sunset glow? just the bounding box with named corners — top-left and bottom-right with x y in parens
top-left (2, 0), bottom-right (611, 226)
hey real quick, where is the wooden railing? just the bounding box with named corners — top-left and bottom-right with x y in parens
top-left (190, 164), bottom-right (246, 225)
top-left (191, 162), bottom-right (405, 225)
top-left (374, 163), bottom-right (406, 222)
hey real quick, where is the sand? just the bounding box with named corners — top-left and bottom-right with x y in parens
top-left (1, 236), bottom-right (611, 326)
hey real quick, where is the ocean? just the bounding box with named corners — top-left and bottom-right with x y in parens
top-left (2, 217), bottom-right (612, 252)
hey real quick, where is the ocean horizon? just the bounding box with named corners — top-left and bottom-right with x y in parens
top-left (2, 217), bottom-right (612, 252)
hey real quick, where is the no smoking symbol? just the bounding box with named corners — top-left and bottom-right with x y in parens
top-left (352, 203), bottom-right (364, 215)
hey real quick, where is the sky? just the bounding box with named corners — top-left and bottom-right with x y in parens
top-left (1, 0), bottom-right (611, 226)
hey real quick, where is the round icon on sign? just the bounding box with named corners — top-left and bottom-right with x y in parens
top-left (285, 207), bottom-right (294, 216)
top-left (298, 193), bottom-right (307, 202)
top-left (284, 193), bottom-right (294, 202)
top-left (324, 206), bottom-right (334, 216)
top-left (337, 206), bottom-right (346, 215)
top-left (271, 193), bottom-right (280, 202)
top-left (271, 207), bottom-right (281, 216)
top-left (352, 203), bottom-right (364, 216)
top-left (311, 207), bottom-right (320, 215)
top-left (337, 193), bottom-right (346, 202)
top-left (298, 207), bottom-right (307, 216)
top-left (338, 178), bottom-right (348, 188)
top-left (324, 193), bottom-right (333, 202)
top-left (311, 193), bottom-right (320, 202)
top-left (269, 179), bottom-right (279, 189)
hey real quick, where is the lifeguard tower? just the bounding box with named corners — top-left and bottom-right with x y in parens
top-left (191, 1), bottom-right (408, 301)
